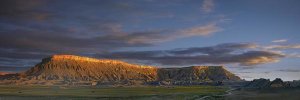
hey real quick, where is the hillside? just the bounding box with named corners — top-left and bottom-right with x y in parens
top-left (0, 55), bottom-right (241, 85)
top-left (158, 66), bottom-right (240, 81)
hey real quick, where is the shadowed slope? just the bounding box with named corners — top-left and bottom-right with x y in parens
top-left (158, 66), bottom-right (240, 81)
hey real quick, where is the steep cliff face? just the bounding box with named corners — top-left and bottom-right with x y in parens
top-left (0, 55), bottom-right (241, 85)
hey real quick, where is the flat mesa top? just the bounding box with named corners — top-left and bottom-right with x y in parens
top-left (43, 55), bottom-right (156, 68)
top-left (43, 55), bottom-right (224, 69)
top-left (45, 55), bottom-right (119, 63)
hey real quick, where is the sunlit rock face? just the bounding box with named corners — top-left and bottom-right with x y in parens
top-left (0, 55), bottom-right (241, 85)
top-left (25, 55), bottom-right (158, 81)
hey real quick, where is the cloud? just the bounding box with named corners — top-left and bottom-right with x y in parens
top-left (236, 51), bottom-right (284, 65)
top-left (0, 22), bottom-right (219, 51)
top-left (123, 23), bottom-right (221, 44)
top-left (201, 0), bottom-right (214, 13)
top-left (0, 57), bottom-right (40, 67)
top-left (177, 23), bottom-right (220, 37)
top-left (237, 72), bottom-right (252, 73)
top-left (168, 43), bottom-right (257, 55)
top-left (0, 0), bottom-right (50, 21)
top-left (240, 75), bottom-right (254, 79)
top-left (265, 44), bottom-right (300, 49)
top-left (98, 43), bottom-right (285, 66)
top-left (0, 0), bottom-right (222, 68)
top-left (0, 21), bottom-right (220, 68)
top-left (278, 69), bottom-right (300, 72)
top-left (287, 53), bottom-right (300, 58)
top-left (272, 39), bottom-right (287, 43)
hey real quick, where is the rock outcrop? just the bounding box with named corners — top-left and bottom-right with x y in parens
top-left (270, 78), bottom-right (285, 88)
top-left (244, 78), bottom-right (271, 88)
top-left (289, 80), bottom-right (300, 88)
top-left (0, 55), bottom-right (241, 85)
top-left (244, 78), bottom-right (300, 89)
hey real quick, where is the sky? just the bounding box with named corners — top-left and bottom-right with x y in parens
top-left (0, 0), bottom-right (300, 81)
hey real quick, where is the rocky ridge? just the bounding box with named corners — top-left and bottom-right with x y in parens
top-left (244, 78), bottom-right (300, 88)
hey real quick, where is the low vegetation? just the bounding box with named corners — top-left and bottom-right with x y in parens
top-left (0, 85), bottom-right (227, 100)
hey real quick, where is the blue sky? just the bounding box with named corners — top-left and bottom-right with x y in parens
top-left (0, 0), bottom-right (300, 81)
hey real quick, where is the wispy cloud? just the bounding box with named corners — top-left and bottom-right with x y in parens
top-left (272, 39), bottom-right (287, 43)
top-left (265, 44), bottom-right (300, 49)
top-left (201, 0), bottom-right (214, 13)
top-left (116, 22), bottom-right (221, 44)
top-left (288, 53), bottom-right (300, 58)
top-left (178, 23), bottom-right (220, 37)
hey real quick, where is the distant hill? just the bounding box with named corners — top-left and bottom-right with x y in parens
top-left (0, 55), bottom-right (241, 85)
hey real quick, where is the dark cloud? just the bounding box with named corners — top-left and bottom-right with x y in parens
top-left (98, 43), bottom-right (285, 66)
top-left (0, 0), bottom-right (271, 69)
top-left (169, 43), bottom-right (257, 56)
top-left (0, 22), bottom-right (218, 68)
top-left (0, 57), bottom-right (39, 68)
top-left (0, 0), bottom-right (52, 22)
top-left (0, 49), bottom-right (50, 60)
top-left (0, 31), bottom-right (152, 53)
